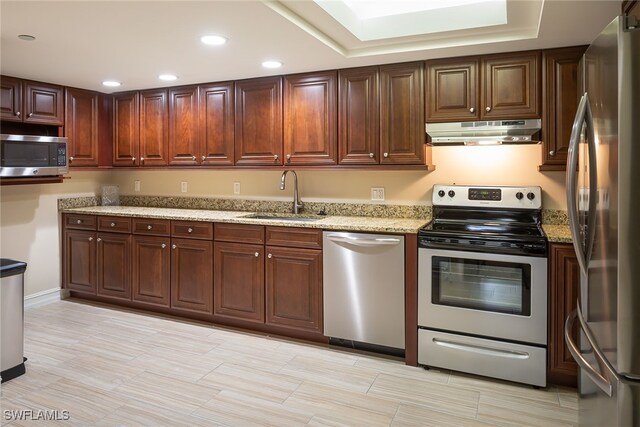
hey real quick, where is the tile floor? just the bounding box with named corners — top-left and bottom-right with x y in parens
top-left (0, 299), bottom-right (578, 426)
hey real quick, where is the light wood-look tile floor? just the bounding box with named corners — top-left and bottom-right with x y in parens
top-left (0, 299), bottom-right (578, 426)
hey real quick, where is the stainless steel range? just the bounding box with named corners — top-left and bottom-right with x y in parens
top-left (418, 184), bottom-right (548, 387)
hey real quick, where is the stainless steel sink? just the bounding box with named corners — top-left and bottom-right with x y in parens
top-left (244, 214), bottom-right (322, 222)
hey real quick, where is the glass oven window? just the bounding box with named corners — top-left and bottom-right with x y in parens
top-left (432, 256), bottom-right (531, 316)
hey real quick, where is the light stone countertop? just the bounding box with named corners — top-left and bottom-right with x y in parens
top-left (543, 224), bottom-right (572, 243)
top-left (62, 206), bottom-right (430, 234)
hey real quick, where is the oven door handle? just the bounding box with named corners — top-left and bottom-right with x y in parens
top-left (432, 338), bottom-right (530, 360)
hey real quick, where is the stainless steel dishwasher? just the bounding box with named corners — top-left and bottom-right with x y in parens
top-left (323, 231), bottom-right (405, 352)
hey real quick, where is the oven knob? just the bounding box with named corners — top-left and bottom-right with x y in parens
top-left (527, 192), bottom-right (536, 200)
top-left (516, 192), bottom-right (524, 200)
top-left (448, 190), bottom-right (455, 198)
top-left (438, 190), bottom-right (445, 198)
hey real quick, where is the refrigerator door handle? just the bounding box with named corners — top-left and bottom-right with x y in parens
top-left (565, 308), bottom-right (618, 397)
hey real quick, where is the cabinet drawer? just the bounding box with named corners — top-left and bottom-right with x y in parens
top-left (132, 218), bottom-right (171, 236)
top-left (97, 216), bottom-right (132, 233)
top-left (266, 226), bottom-right (322, 249)
top-left (64, 214), bottom-right (97, 230)
top-left (171, 220), bottom-right (213, 240)
top-left (214, 223), bottom-right (264, 244)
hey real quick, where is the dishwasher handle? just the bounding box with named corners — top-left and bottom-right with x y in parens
top-left (326, 234), bottom-right (402, 247)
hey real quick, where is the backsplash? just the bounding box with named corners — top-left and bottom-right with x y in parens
top-left (542, 209), bottom-right (569, 225)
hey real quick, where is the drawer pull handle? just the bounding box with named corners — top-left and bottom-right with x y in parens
top-left (110, 222), bottom-right (116, 227)
top-left (432, 338), bottom-right (529, 359)
top-left (147, 225), bottom-right (153, 230)
top-left (188, 228), bottom-right (193, 233)
top-left (161, 243), bottom-right (166, 249)
top-left (76, 219), bottom-right (82, 224)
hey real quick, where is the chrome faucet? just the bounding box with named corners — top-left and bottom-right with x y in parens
top-left (280, 170), bottom-right (304, 214)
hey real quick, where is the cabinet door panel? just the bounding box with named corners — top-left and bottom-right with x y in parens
top-left (65, 230), bottom-right (96, 294)
top-left (482, 52), bottom-right (541, 119)
top-left (169, 86), bottom-right (199, 165)
top-left (200, 82), bottom-right (234, 165)
top-left (65, 87), bottom-right (99, 167)
top-left (139, 89), bottom-right (169, 166)
top-left (97, 233), bottom-right (131, 300)
top-left (132, 235), bottom-right (170, 306)
top-left (426, 58), bottom-right (479, 122)
top-left (266, 246), bottom-right (322, 333)
top-left (213, 242), bottom-right (264, 323)
top-left (171, 238), bottom-right (213, 314)
top-left (284, 71), bottom-right (337, 165)
top-left (23, 81), bottom-right (63, 125)
top-left (113, 92), bottom-right (140, 166)
top-left (235, 77), bottom-right (283, 166)
top-left (0, 76), bottom-right (22, 122)
top-left (380, 62), bottom-right (425, 165)
top-left (338, 67), bottom-right (379, 164)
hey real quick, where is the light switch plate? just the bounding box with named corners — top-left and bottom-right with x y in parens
top-left (181, 181), bottom-right (188, 193)
top-left (134, 180), bottom-right (140, 192)
top-left (371, 187), bottom-right (385, 202)
top-left (233, 182), bottom-right (241, 195)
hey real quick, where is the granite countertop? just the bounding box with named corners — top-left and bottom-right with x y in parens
top-left (62, 206), bottom-right (430, 234)
top-left (543, 224), bottom-right (572, 243)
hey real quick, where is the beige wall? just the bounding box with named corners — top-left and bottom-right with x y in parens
top-left (0, 172), bottom-right (111, 298)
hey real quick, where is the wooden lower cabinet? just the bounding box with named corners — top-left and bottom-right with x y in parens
top-left (132, 235), bottom-right (171, 307)
top-left (96, 233), bottom-right (131, 300)
top-left (213, 242), bottom-right (265, 323)
top-left (64, 229), bottom-right (96, 294)
top-left (171, 238), bottom-right (213, 314)
top-left (265, 246), bottom-right (322, 333)
top-left (548, 242), bottom-right (580, 387)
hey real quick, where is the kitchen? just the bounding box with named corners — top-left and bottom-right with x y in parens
top-left (1, 1), bottom-right (638, 426)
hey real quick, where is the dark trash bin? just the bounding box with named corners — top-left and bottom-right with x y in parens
top-left (1, 258), bottom-right (27, 383)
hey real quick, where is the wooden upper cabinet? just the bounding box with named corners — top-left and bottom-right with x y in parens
top-left (200, 82), bottom-right (234, 166)
top-left (540, 46), bottom-right (586, 171)
top-left (0, 77), bottom-right (63, 125)
top-left (481, 51), bottom-right (541, 120)
top-left (65, 87), bottom-right (99, 167)
top-left (426, 58), bottom-right (479, 122)
top-left (113, 92), bottom-right (140, 166)
top-left (380, 62), bottom-right (426, 165)
top-left (284, 71), bottom-right (337, 166)
top-left (168, 86), bottom-right (199, 165)
top-left (235, 76), bottom-right (283, 166)
top-left (338, 67), bottom-right (379, 165)
top-left (139, 89), bottom-right (169, 166)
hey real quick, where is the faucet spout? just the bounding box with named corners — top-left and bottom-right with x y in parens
top-left (280, 170), bottom-right (303, 214)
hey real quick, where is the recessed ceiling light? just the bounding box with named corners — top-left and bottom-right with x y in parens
top-left (18, 34), bottom-right (35, 41)
top-left (158, 74), bottom-right (178, 81)
top-left (200, 35), bottom-right (227, 46)
top-left (262, 60), bottom-right (283, 69)
top-left (102, 81), bottom-right (122, 87)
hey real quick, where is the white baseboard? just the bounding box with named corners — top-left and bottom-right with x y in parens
top-left (24, 288), bottom-right (66, 309)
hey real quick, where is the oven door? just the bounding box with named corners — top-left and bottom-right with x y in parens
top-left (418, 247), bottom-right (547, 345)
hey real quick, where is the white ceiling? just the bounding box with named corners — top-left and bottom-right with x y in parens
top-left (0, 0), bottom-right (620, 93)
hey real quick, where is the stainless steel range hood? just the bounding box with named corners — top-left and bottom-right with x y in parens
top-left (426, 119), bottom-right (542, 146)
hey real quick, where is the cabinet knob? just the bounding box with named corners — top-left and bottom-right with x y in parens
top-left (255, 252), bottom-right (259, 257)
top-left (274, 154), bottom-right (279, 161)
top-left (485, 106), bottom-right (491, 112)
top-left (97, 238), bottom-right (102, 242)
top-left (369, 153), bottom-right (374, 158)
top-left (161, 243), bottom-right (166, 249)
top-left (110, 222), bottom-right (116, 227)
top-left (76, 219), bottom-right (82, 224)
top-left (132, 157), bottom-right (136, 162)
top-left (140, 157), bottom-right (145, 163)
top-left (192, 156), bottom-right (196, 161)
top-left (469, 107), bottom-right (475, 113)
top-left (202, 155), bottom-right (206, 161)
top-left (549, 150), bottom-right (555, 156)
top-left (69, 157), bottom-right (74, 162)
top-left (147, 225), bottom-right (153, 230)
top-left (88, 237), bottom-right (93, 241)
top-left (268, 253), bottom-right (273, 259)
top-left (286, 154), bottom-right (291, 162)
top-left (28, 112), bottom-right (33, 118)
top-left (172, 244), bottom-right (177, 249)
top-left (187, 227), bottom-right (193, 233)
top-left (15, 111), bottom-right (21, 117)
top-left (383, 152), bottom-right (389, 158)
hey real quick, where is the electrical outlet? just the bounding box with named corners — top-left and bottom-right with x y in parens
top-left (371, 187), bottom-right (385, 202)
top-left (233, 182), bottom-right (241, 195)
top-left (134, 180), bottom-right (140, 192)
top-left (181, 181), bottom-right (188, 193)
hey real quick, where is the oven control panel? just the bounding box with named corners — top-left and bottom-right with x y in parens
top-left (432, 185), bottom-right (542, 209)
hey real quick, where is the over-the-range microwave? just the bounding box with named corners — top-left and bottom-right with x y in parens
top-left (0, 134), bottom-right (69, 178)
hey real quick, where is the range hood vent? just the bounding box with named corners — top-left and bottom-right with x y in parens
top-left (426, 119), bottom-right (542, 146)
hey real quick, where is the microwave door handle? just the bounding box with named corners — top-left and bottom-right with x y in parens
top-left (566, 93), bottom-right (589, 276)
top-left (584, 95), bottom-right (598, 264)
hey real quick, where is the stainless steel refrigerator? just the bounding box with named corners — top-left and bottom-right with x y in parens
top-left (565, 15), bottom-right (640, 427)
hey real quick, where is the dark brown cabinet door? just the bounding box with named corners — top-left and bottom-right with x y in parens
top-left (213, 242), bottom-right (265, 323)
top-left (265, 246), bottom-right (322, 334)
top-left (168, 86), bottom-right (199, 165)
top-left (338, 67), bottom-right (379, 165)
top-left (65, 230), bottom-right (96, 294)
top-left (380, 62), bottom-right (425, 165)
top-left (171, 238), bottom-right (213, 314)
top-left (139, 89), bottom-right (169, 166)
top-left (65, 87), bottom-right (99, 167)
top-left (426, 58), bottom-right (480, 122)
top-left (23, 81), bottom-right (64, 125)
top-left (284, 71), bottom-right (337, 165)
top-left (481, 51), bottom-right (541, 120)
top-left (548, 243), bottom-right (580, 387)
top-left (132, 235), bottom-right (171, 307)
top-left (540, 46), bottom-right (586, 171)
top-left (97, 233), bottom-right (131, 301)
top-left (235, 76), bottom-right (283, 166)
top-left (200, 82), bottom-right (234, 165)
top-left (113, 92), bottom-right (139, 166)
top-left (0, 76), bottom-right (22, 122)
